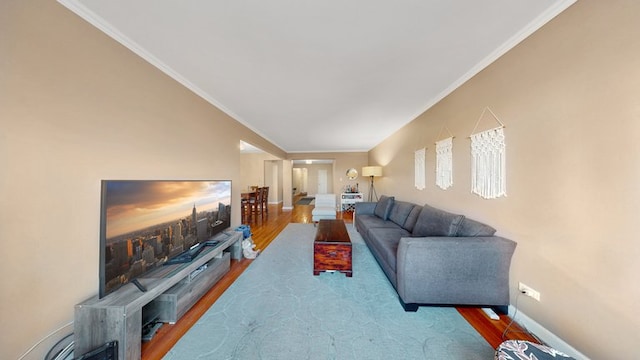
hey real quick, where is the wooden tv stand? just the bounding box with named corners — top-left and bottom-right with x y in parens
top-left (74, 231), bottom-right (242, 360)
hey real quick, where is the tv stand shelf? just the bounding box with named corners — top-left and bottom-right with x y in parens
top-left (74, 231), bottom-right (242, 360)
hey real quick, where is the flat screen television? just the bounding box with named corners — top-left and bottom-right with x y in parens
top-left (99, 180), bottom-right (232, 298)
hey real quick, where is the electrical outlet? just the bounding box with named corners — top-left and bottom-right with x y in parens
top-left (518, 282), bottom-right (541, 301)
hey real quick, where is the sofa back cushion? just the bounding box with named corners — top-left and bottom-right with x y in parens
top-left (456, 217), bottom-right (496, 236)
top-left (402, 205), bottom-right (422, 232)
top-left (412, 204), bottom-right (464, 237)
top-left (374, 195), bottom-right (394, 220)
top-left (388, 201), bottom-right (416, 228)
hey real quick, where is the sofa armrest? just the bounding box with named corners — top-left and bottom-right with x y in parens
top-left (355, 202), bottom-right (377, 216)
top-left (395, 236), bottom-right (516, 306)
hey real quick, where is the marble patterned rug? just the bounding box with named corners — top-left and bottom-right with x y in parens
top-left (163, 223), bottom-right (495, 360)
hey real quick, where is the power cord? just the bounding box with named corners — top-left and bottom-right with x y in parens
top-left (501, 290), bottom-right (522, 340)
top-left (501, 290), bottom-right (542, 343)
top-left (18, 321), bottom-right (73, 360)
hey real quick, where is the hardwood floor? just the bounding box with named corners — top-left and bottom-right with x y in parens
top-left (141, 195), bottom-right (537, 359)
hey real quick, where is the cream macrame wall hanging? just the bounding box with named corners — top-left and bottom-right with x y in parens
top-left (414, 147), bottom-right (426, 190)
top-left (435, 126), bottom-right (454, 190)
top-left (470, 107), bottom-right (507, 199)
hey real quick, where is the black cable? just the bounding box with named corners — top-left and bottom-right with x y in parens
top-left (45, 332), bottom-right (74, 360)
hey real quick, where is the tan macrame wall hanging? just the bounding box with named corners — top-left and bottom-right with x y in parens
top-left (435, 125), bottom-right (454, 190)
top-left (470, 107), bottom-right (507, 199)
top-left (414, 147), bottom-right (426, 190)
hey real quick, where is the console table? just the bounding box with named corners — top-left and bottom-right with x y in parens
top-left (340, 192), bottom-right (363, 212)
top-left (74, 230), bottom-right (242, 360)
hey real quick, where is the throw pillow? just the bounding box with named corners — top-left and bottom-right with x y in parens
top-left (412, 204), bottom-right (464, 237)
top-left (402, 206), bottom-right (422, 232)
top-left (388, 201), bottom-right (415, 228)
top-left (456, 217), bottom-right (496, 236)
top-left (374, 195), bottom-right (394, 220)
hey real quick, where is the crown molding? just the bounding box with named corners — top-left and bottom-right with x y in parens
top-left (406, 0), bottom-right (578, 125)
top-left (57, 0), bottom-right (285, 152)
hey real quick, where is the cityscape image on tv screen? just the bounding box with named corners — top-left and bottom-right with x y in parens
top-left (99, 180), bottom-right (231, 297)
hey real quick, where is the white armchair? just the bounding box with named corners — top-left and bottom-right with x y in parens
top-left (311, 193), bottom-right (337, 222)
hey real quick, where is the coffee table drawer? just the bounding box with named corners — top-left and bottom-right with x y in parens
top-left (314, 243), bottom-right (352, 276)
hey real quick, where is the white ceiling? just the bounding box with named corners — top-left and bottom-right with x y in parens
top-left (59, 0), bottom-right (575, 153)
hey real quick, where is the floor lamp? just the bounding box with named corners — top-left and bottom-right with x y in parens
top-left (362, 166), bottom-right (383, 202)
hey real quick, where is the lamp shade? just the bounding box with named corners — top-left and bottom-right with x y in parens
top-left (362, 166), bottom-right (382, 177)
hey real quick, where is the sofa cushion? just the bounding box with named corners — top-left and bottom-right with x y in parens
top-left (457, 217), bottom-right (496, 236)
top-left (374, 195), bottom-right (394, 220)
top-left (367, 227), bottom-right (411, 273)
top-left (412, 204), bottom-right (464, 237)
top-left (388, 201), bottom-right (416, 228)
top-left (402, 205), bottom-right (422, 232)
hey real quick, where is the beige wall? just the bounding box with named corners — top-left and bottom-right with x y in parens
top-left (369, 1), bottom-right (639, 358)
top-left (4, 0), bottom-right (636, 359)
top-left (0, 1), bottom-right (281, 358)
top-left (239, 152), bottom-right (281, 193)
top-left (264, 159), bottom-right (283, 205)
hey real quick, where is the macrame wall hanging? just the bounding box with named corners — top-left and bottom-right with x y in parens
top-left (414, 147), bottom-right (426, 190)
top-left (470, 107), bottom-right (507, 199)
top-left (435, 126), bottom-right (454, 190)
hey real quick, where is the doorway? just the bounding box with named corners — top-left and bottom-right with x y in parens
top-left (291, 159), bottom-right (334, 196)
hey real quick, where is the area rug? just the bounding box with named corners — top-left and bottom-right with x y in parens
top-left (163, 223), bottom-right (494, 360)
top-left (296, 197), bottom-right (315, 205)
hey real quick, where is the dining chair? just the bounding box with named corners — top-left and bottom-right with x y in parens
top-left (261, 186), bottom-right (269, 214)
top-left (250, 187), bottom-right (264, 217)
top-left (241, 196), bottom-right (251, 223)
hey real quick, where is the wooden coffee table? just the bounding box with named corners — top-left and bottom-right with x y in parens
top-left (313, 219), bottom-right (352, 277)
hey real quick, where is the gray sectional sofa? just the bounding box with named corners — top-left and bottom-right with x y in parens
top-left (354, 195), bottom-right (517, 312)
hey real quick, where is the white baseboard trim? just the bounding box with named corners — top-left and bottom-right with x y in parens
top-left (509, 305), bottom-right (590, 360)
top-left (282, 206), bottom-right (293, 211)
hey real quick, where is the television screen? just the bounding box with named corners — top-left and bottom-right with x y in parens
top-left (99, 180), bottom-right (231, 298)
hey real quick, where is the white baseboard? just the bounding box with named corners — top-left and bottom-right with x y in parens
top-left (509, 305), bottom-right (590, 360)
top-left (282, 206), bottom-right (293, 211)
